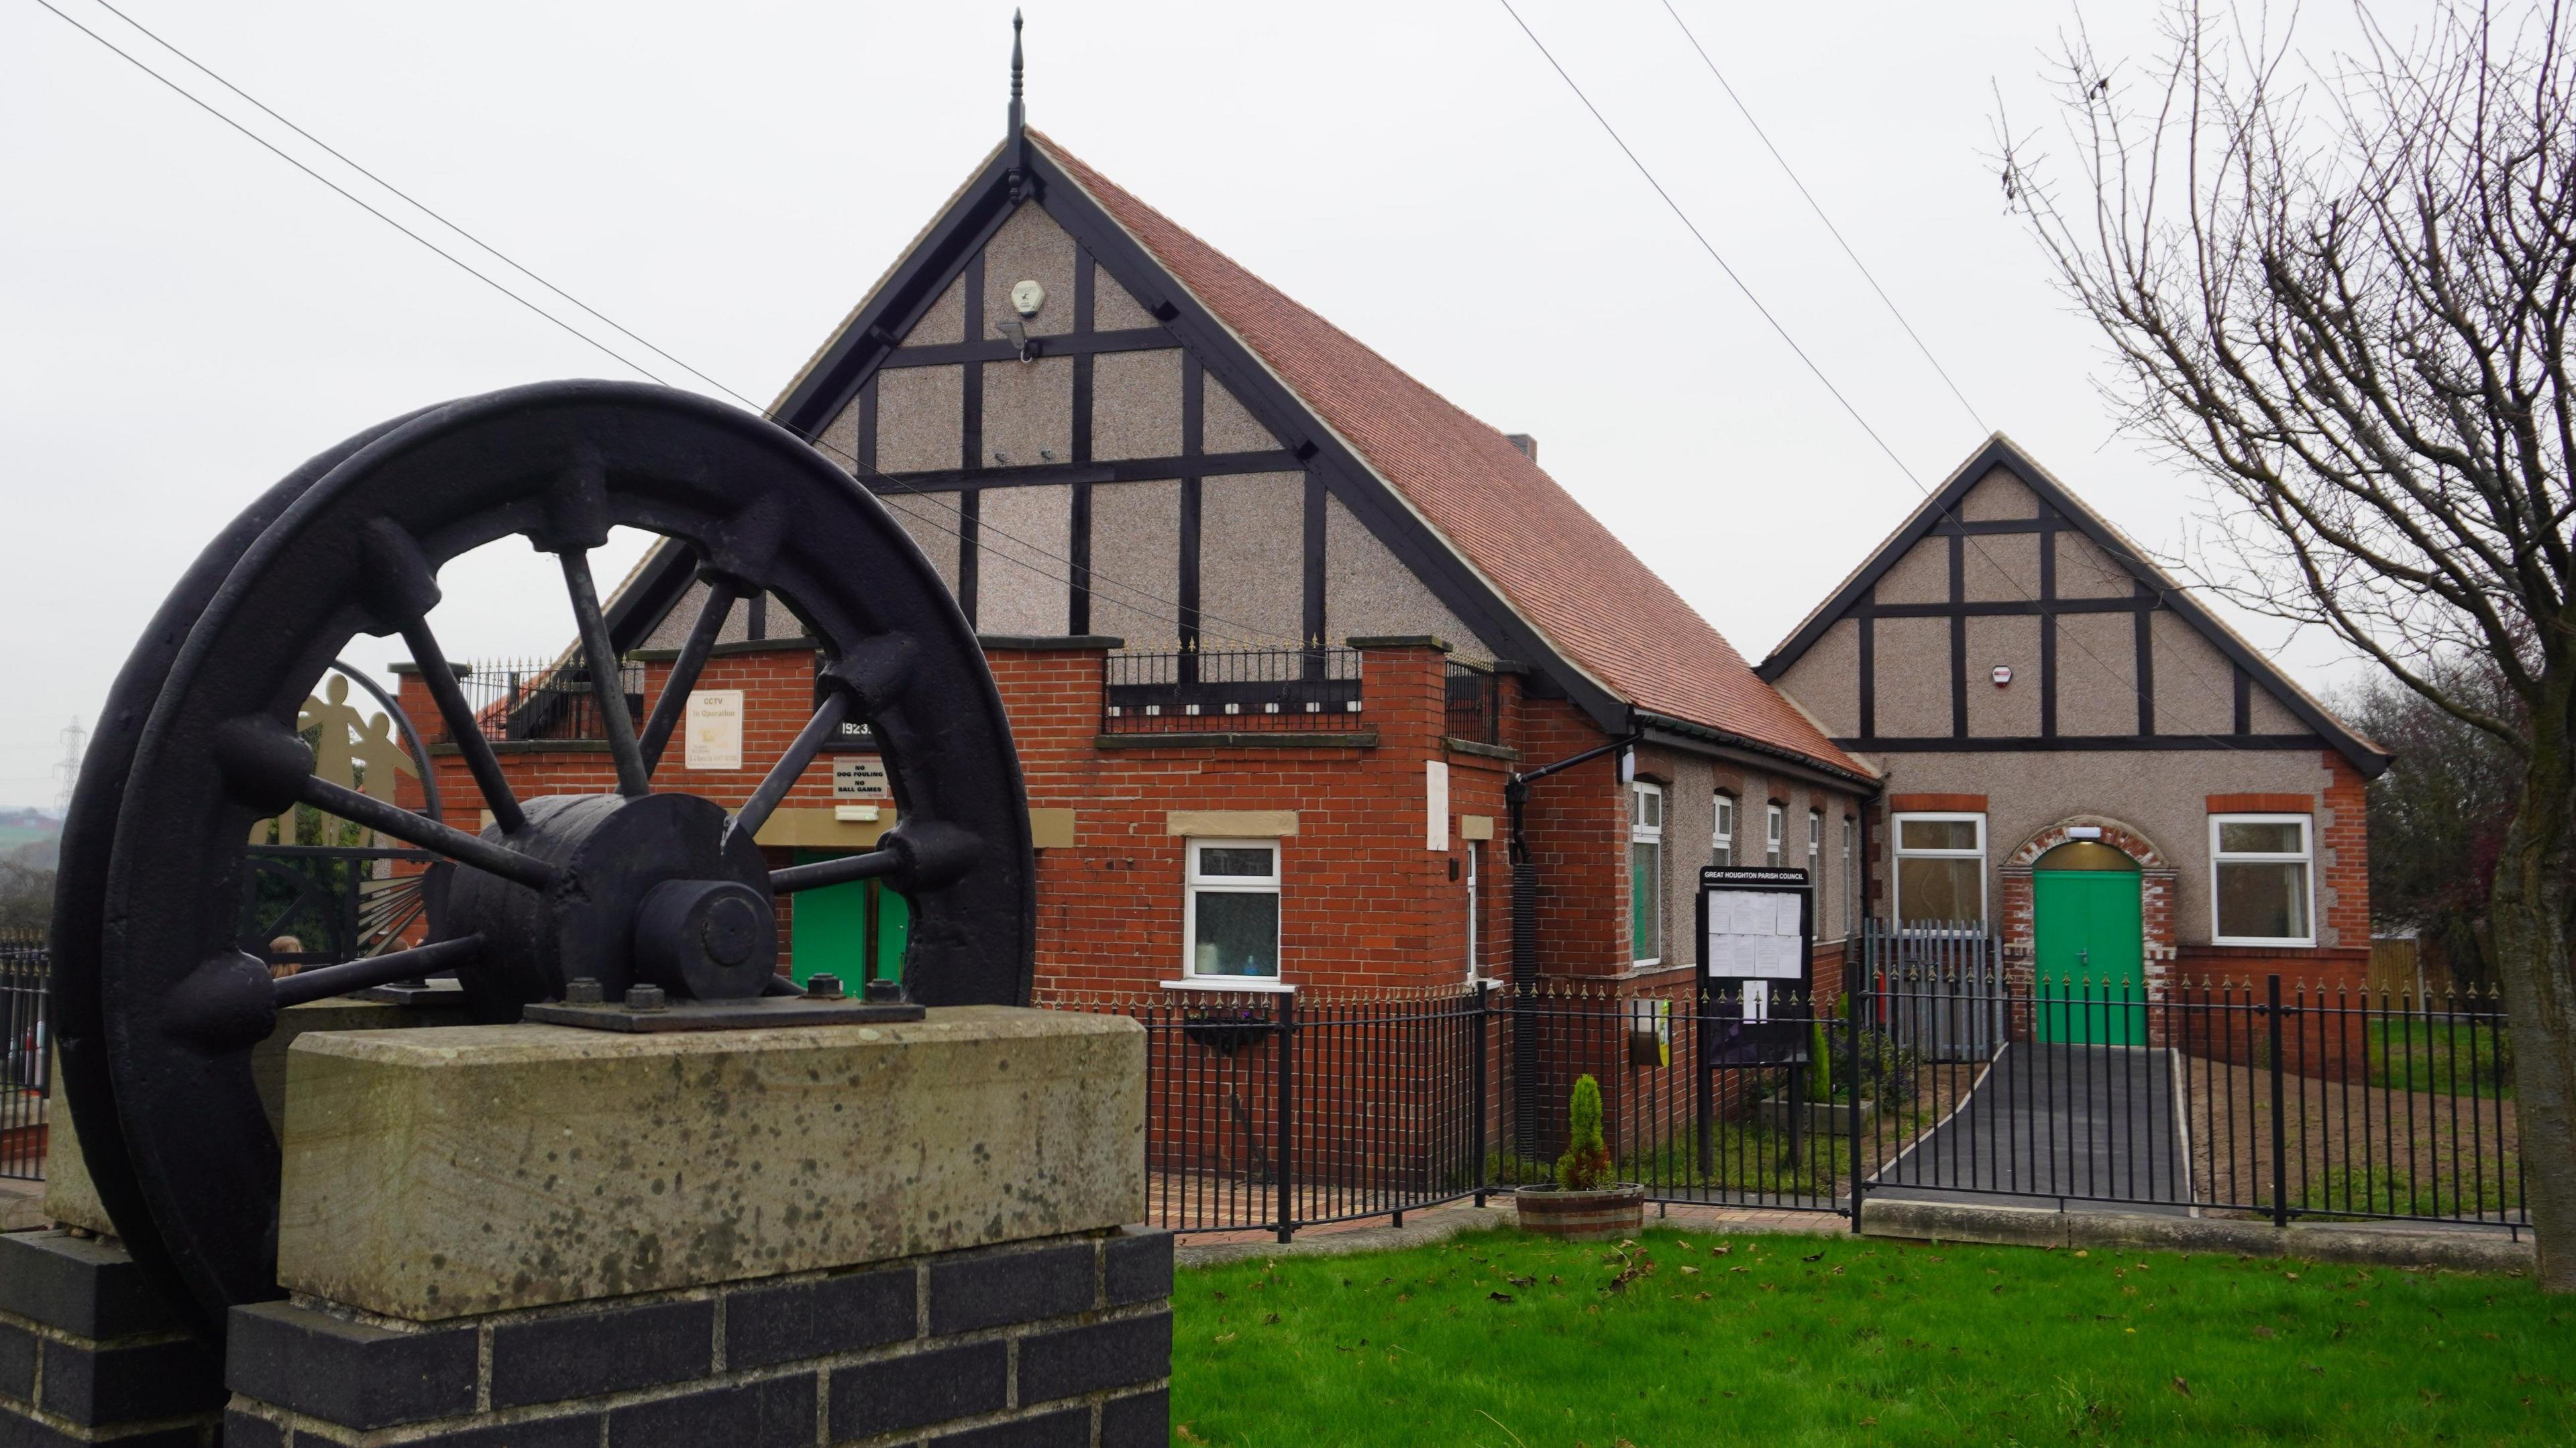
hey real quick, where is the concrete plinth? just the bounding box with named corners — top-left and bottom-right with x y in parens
top-left (231, 1003), bottom-right (1165, 1447)
top-left (43, 997), bottom-right (475, 1237)
top-left (277, 1005), bottom-right (1146, 1319)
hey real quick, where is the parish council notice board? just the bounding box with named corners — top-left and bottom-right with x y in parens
top-left (1705, 890), bottom-right (1804, 979)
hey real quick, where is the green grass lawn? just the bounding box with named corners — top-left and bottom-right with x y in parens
top-left (1173, 1228), bottom-right (2569, 1447)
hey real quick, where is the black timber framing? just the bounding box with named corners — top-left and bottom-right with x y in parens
top-left (728, 130), bottom-right (1634, 736)
top-left (1069, 247), bottom-right (1097, 636)
top-left (1179, 353), bottom-right (1203, 654)
top-left (855, 450), bottom-right (1304, 492)
top-left (875, 326), bottom-right (1175, 368)
top-left (1843, 734), bottom-right (2328, 754)
top-left (1756, 434), bottom-right (2390, 777)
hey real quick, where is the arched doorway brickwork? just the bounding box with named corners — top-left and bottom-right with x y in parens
top-left (2000, 816), bottom-right (2178, 1003)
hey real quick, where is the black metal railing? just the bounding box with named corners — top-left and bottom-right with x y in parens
top-left (1101, 647), bottom-right (1362, 735)
top-left (1855, 965), bottom-right (2527, 1229)
top-left (431, 657), bottom-right (645, 745)
top-left (0, 934), bottom-right (52, 1180)
top-left (1046, 966), bottom-right (2527, 1241)
top-left (1444, 660), bottom-right (1499, 744)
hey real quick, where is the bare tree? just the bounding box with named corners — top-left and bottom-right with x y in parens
top-left (2000, 0), bottom-right (2576, 1287)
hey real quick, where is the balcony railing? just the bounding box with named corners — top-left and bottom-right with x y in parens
top-left (431, 657), bottom-right (645, 745)
top-left (1102, 647), bottom-right (1362, 734)
top-left (1444, 660), bottom-right (1499, 744)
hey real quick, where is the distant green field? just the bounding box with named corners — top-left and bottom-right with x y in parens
top-left (0, 826), bottom-right (56, 849)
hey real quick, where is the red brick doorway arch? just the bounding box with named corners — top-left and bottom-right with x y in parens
top-left (2000, 816), bottom-right (2178, 1004)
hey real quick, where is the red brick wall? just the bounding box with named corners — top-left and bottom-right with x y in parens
top-left (1516, 697), bottom-right (1628, 977)
top-left (396, 641), bottom-right (1607, 996)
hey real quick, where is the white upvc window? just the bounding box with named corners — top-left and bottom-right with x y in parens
top-left (1464, 840), bottom-right (1482, 982)
top-left (1841, 815), bottom-right (1858, 938)
top-left (2210, 814), bottom-right (2314, 945)
top-left (1764, 803), bottom-right (1784, 867)
top-left (1183, 838), bottom-right (1282, 980)
top-left (1807, 809), bottom-right (1823, 873)
top-left (1893, 813), bottom-right (1986, 926)
top-left (1711, 793), bottom-right (1735, 867)
top-left (1630, 781), bottom-right (1664, 966)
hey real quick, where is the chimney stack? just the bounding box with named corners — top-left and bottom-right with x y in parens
top-left (1504, 433), bottom-right (1536, 462)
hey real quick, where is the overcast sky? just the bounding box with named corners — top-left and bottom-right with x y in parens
top-left (0, 0), bottom-right (2426, 808)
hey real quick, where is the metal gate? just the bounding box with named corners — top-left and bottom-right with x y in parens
top-left (1861, 920), bottom-right (2004, 1062)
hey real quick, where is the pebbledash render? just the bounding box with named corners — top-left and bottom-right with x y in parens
top-left (393, 115), bottom-right (1876, 1005)
top-left (1758, 436), bottom-right (2390, 1001)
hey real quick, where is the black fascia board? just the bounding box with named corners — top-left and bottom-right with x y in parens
top-left (608, 150), bottom-right (1025, 653)
top-left (1018, 142), bottom-right (1631, 736)
top-left (773, 148), bottom-right (1022, 439)
top-left (1635, 713), bottom-right (1877, 791)
top-left (1759, 435), bottom-right (2392, 779)
top-left (1756, 435), bottom-right (2024, 686)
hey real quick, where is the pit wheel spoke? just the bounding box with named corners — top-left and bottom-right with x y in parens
top-left (398, 618), bottom-right (528, 834)
top-left (559, 548), bottom-right (649, 798)
top-left (638, 575), bottom-right (740, 775)
top-left (769, 846), bottom-right (900, 894)
top-left (273, 934), bottom-right (484, 1008)
top-left (727, 691), bottom-right (850, 850)
top-left (292, 773), bottom-right (560, 891)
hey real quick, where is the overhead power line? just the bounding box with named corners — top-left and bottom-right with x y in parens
top-left (1656, 0), bottom-right (1990, 435)
top-left (31, 0), bottom-right (1302, 649)
top-left (1494, 0), bottom-right (2251, 748)
top-left (1494, 0), bottom-right (1927, 490)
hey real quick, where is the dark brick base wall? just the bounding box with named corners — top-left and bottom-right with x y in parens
top-left (225, 1227), bottom-right (1171, 1447)
top-left (0, 1230), bottom-right (225, 1446)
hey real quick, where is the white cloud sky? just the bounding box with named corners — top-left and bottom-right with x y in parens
top-left (0, 0), bottom-right (2424, 805)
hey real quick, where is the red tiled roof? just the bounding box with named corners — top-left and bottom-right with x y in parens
top-left (1037, 132), bottom-right (1868, 779)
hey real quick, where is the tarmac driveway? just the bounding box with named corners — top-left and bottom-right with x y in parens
top-left (1868, 1042), bottom-right (2190, 1214)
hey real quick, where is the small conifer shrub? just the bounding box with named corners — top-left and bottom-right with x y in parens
top-left (1554, 1074), bottom-right (1613, 1190)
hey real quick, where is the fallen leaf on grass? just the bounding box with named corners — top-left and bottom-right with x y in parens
top-left (2171, 1377), bottom-right (2192, 1397)
top-left (1695, 1291), bottom-right (1711, 1300)
top-left (1213, 1332), bottom-right (1236, 1343)
top-left (1680, 1265), bottom-right (1701, 1276)
top-left (1263, 1313), bottom-right (1279, 1325)
top-left (1176, 1426), bottom-right (1209, 1445)
top-left (1508, 1274), bottom-right (1536, 1288)
top-left (1803, 1251), bottom-right (1827, 1262)
top-left (1711, 1244), bottom-right (1731, 1256)
top-left (2253, 1326), bottom-right (2275, 1339)
top-left (1489, 1292), bottom-right (1515, 1303)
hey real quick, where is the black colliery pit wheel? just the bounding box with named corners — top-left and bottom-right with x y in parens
top-left (50, 380), bottom-right (1035, 1344)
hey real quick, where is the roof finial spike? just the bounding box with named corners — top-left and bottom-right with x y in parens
top-left (1008, 9), bottom-right (1026, 135)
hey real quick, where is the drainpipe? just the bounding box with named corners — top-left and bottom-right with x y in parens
top-left (1503, 724), bottom-right (1642, 1156)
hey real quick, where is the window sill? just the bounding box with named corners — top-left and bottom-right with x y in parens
top-left (1161, 977), bottom-right (1297, 994)
top-left (2208, 937), bottom-right (2318, 950)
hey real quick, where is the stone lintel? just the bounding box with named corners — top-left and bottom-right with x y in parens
top-left (275, 1006), bottom-right (1146, 1320)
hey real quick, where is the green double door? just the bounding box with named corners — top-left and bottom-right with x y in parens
top-left (786, 848), bottom-right (910, 989)
top-left (2033, 867), bottom-right (2145, 1045)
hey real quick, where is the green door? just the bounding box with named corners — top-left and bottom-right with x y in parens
top-left (786, 848), bottom-right (910, 989)
top-left (2033, 848), bottom-right (2145, 1045)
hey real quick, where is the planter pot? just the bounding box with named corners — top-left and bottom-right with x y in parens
top-left (1513, 1184), bottom-right (1646, 1240)
top-left (1754, 1098), bottom-right (1876, 1137)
